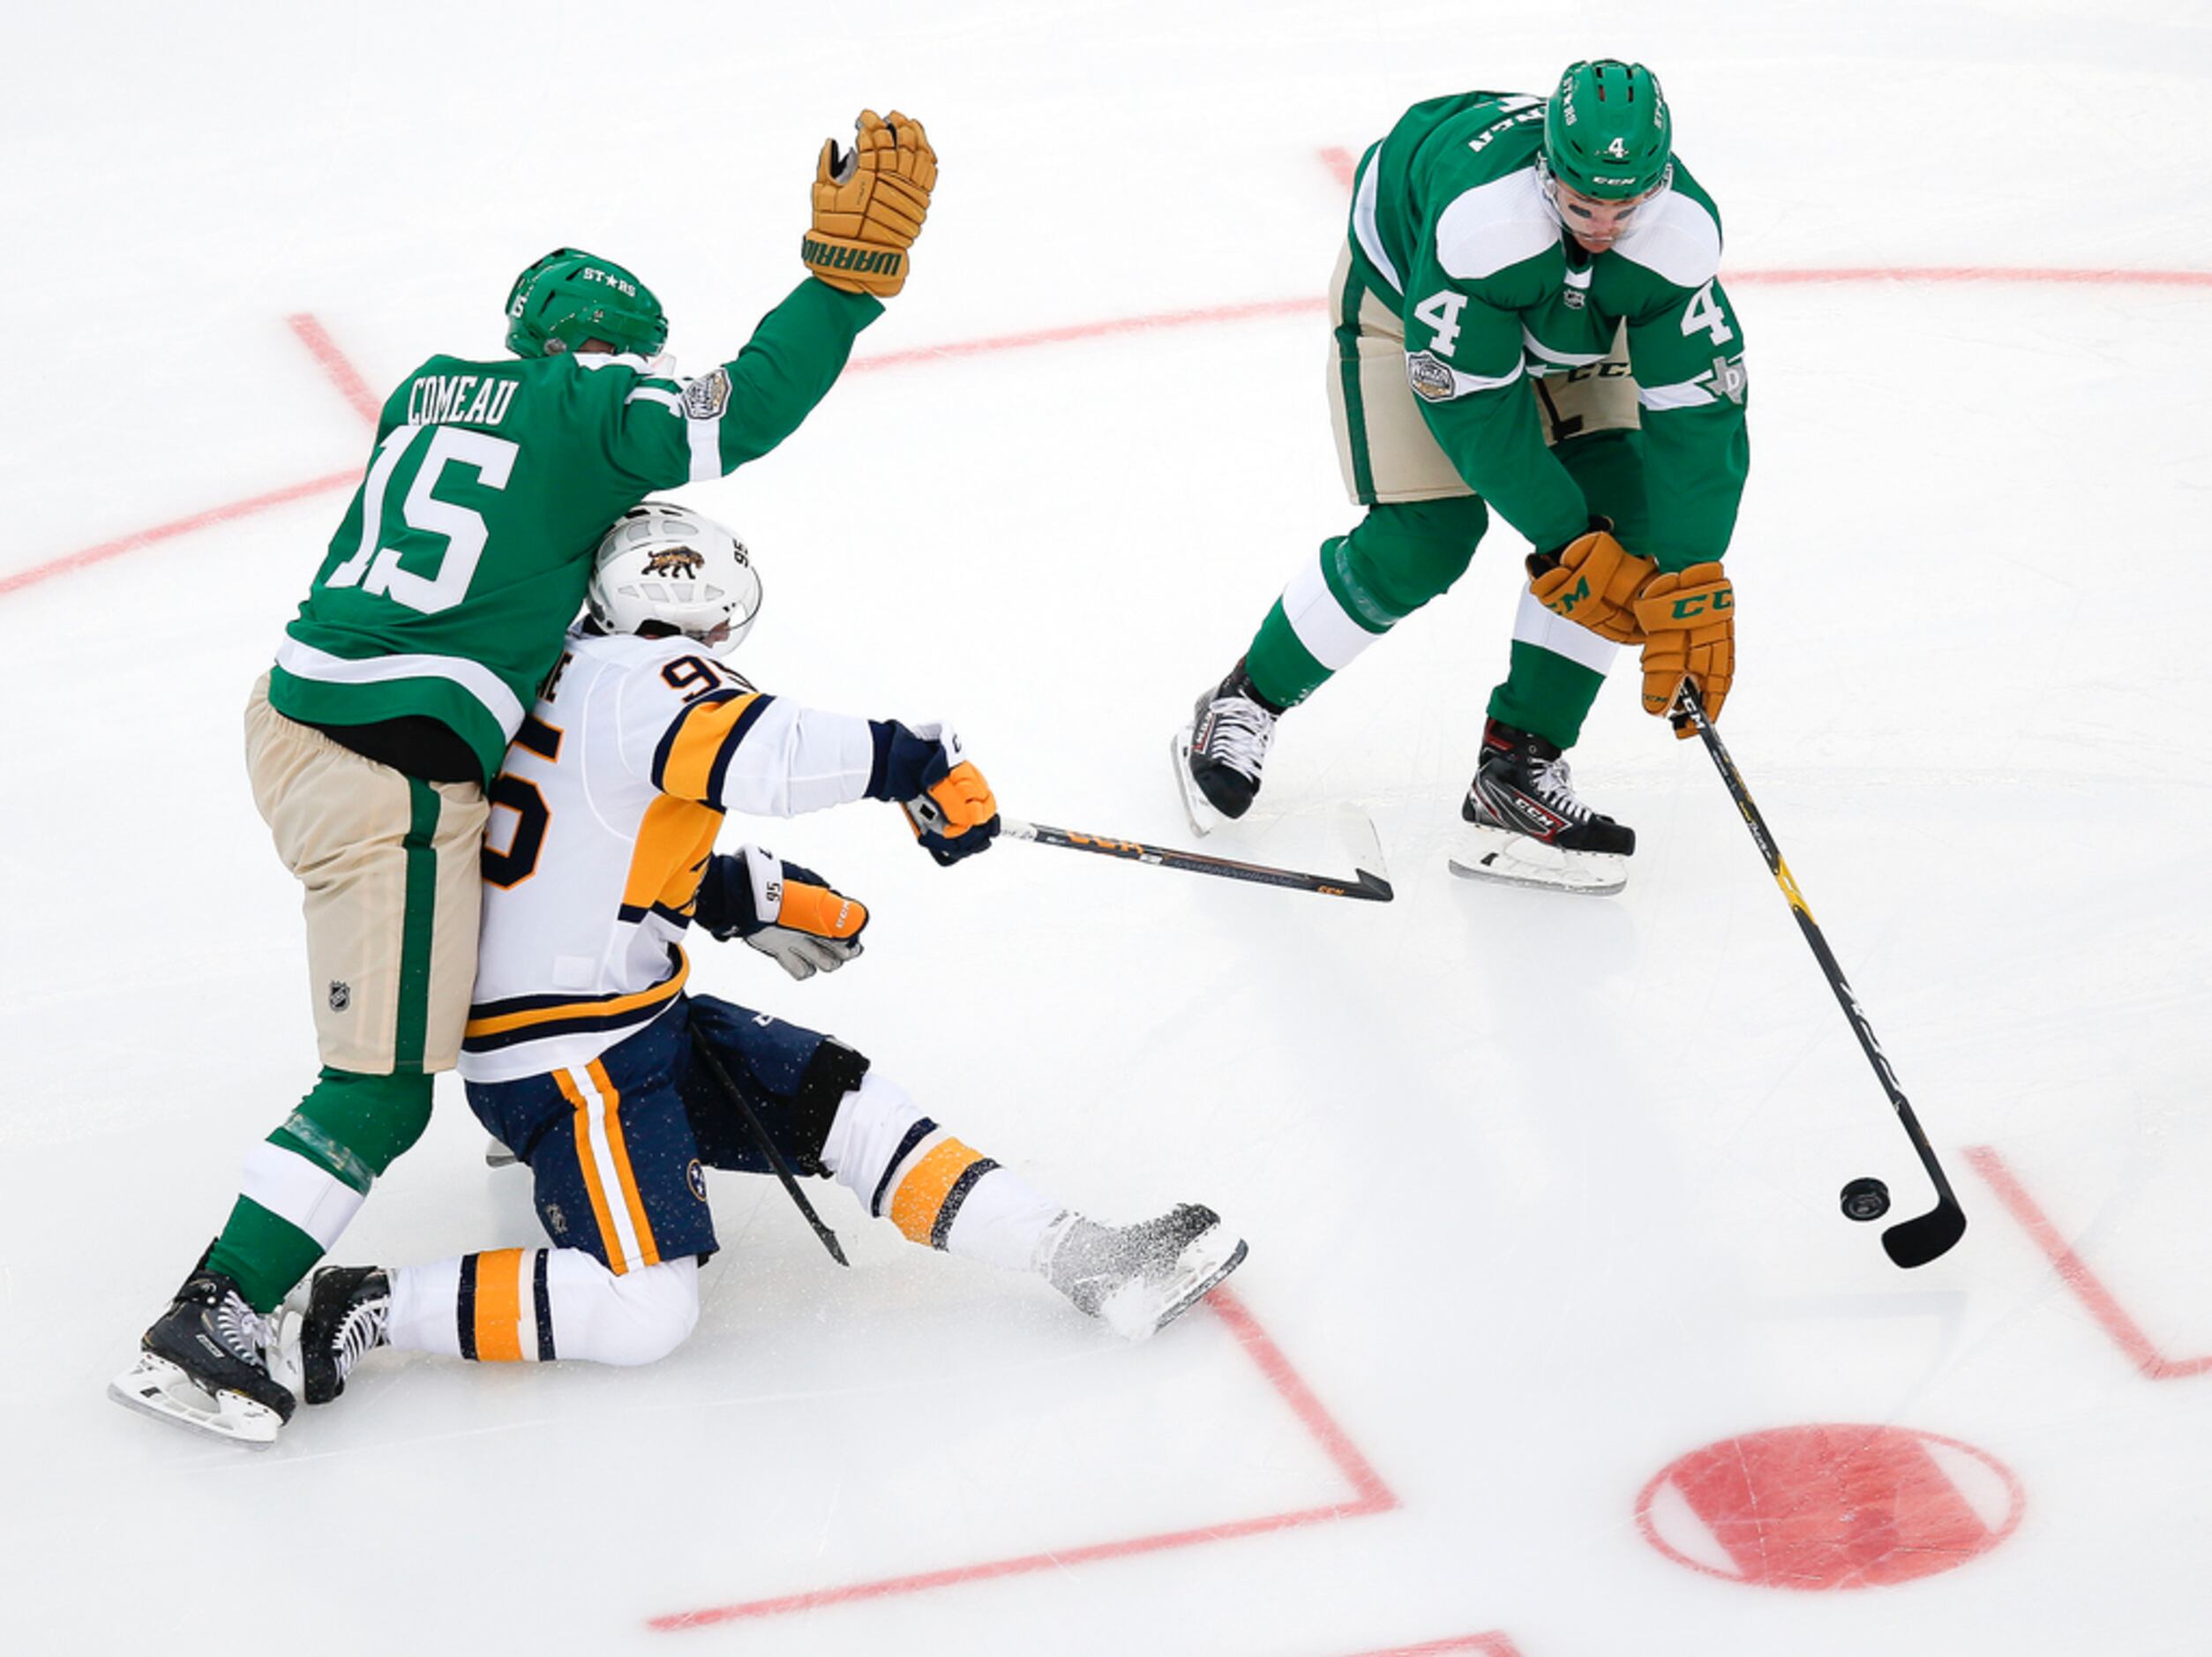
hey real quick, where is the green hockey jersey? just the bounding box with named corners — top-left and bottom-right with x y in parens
top-left (1349, 91), bottom-right (1749, 566)
top-left (269, 278), bottom-right (880, 782)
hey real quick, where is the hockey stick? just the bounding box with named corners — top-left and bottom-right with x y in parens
top-left (688, 1029), bottom-right (850, 1268)
top-left (999, 815), bottom-right (1394, 902)
top-left (1674, 684), bottom-right (1967, 1269)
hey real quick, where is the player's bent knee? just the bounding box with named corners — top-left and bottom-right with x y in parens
top-left (1350, 497), bottom-right (1489, 611)
top-left (561, 1254), bottom-right (701, 1366)
top-left (817, 1071), bottom-right (928, 1208)
top-left (285, 1068), bottom-right (436, 1181)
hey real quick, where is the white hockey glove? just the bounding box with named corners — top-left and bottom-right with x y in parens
top-left (698, 846), bottom-right (868, 981)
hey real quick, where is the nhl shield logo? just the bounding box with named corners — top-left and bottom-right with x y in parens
top-left (327, 980), bottom-right (351, 1012)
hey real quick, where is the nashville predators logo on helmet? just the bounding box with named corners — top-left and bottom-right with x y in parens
top-left (643, 547), bottom-right (706, 578)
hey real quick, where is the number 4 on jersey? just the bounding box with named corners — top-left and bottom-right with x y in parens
top-left (1681, 280), bottom-right (1735, 346)
top-left (1413, 289), bottom-right (1469, 358)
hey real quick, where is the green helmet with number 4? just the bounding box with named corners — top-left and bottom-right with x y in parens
top-left (504, 247), bottom-right (669, 358)
top-left (1543, 59), bottom-right (1672, 200)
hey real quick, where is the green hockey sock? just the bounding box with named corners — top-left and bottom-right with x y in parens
top-left (1242, 499), bottom-right (1491, 710)
top-left (1488, 639), bottom-right (1608, 750)
top-left (206, 1067), bottom-right (435, 1312)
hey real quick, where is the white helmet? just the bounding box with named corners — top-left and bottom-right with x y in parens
top-left (587, 503), bottom-right (763, 652)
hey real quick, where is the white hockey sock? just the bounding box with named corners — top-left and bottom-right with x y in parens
top-left (818, 1071), bottom-right (1064, 1271)
top-left (1510, 585), bottom-right (1623, 674)
top-left (1281, 537), bottom-right (1389, 672)
top-left (388, 1249), bottom-right (698, 1367)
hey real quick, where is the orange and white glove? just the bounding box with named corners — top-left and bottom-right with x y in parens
top-left (802, 109), bottom-right (937, 297)
top-left (699, 847), bottom-right (867, 981)
top-left (1633, 562), bottom-right (1736, 733)
top-left (1526, 519), bottom-right (1656, 645)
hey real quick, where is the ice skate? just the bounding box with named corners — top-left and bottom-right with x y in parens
top-left (1044, 1203), bottom-right (1248, 1340)
top-left (1449, 718), bottom-right (1633, 896)
top-left (108, 1254), bottom-right (296, 1447)
top-left (1173, 661), bottom-right (1280, 836)
top-left (270, 1265), bottom-right (391, 1406)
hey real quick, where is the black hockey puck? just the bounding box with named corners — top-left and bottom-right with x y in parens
top-left (1841, 1177), bottom-right (1892, 1222)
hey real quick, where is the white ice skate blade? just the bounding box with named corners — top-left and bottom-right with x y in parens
top-left (1448, 824), bottom-right (1628, 896)
top-left (1170, 724), bottom-right (1227, 838)
top-left (107, 1353), bottom-right (284, 1448)
top-left (1100, 1226), bottom-right (1249, 1342)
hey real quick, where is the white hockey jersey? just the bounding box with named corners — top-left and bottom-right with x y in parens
top-left (458, 626), bottom-right (879, 1083)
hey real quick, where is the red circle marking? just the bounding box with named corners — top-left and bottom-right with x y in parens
top-left (1636, 1424), bottom-right (2025, 1591)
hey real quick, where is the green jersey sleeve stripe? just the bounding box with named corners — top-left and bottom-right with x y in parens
top-left (1352, 153), bottom-right (1404, 296)
top-left (686, 412), bottom-right (719, 483)
top-left (274, 636), bottom-right (527, 735)
top-left (1419, 357), bottom-right (1526, 397)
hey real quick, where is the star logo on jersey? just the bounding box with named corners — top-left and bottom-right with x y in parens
top-left (686, 1159), bottom-right (708, 1203)
top-left (1709, 352), bottom-right (1748, 406)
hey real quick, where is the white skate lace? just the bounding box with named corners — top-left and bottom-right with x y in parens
top-left (1526, 754), bottom-right (1596, 822)
top-left (330, 1296), bottom-right (390, 1383)
top-left (1199, 695), bottom-right (1275, 781)
top-left (213, 1293), bottom-right (272, 1368)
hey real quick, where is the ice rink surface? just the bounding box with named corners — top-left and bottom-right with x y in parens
top-left (4, 1), bottom-right (2210, 1651)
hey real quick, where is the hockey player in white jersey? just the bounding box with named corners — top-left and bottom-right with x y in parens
top-left (271, 506), bottom-right (1246, 1413)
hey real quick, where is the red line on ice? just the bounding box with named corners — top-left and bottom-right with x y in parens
top-left (1968, 1144), bottom-right (2212, 1380)
top-left (288, 311), bottom-right (384, 423)
top-left (10, 263), bottom-right (2211, 602)
top-left (645, 1286), bottom-right (1398, 1632)
top-left (1337, 1637), bottom-right (1526, 1657)
top-left (0, 469), bottom-right (359, 600)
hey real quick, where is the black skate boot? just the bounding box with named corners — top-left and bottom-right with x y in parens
top-left (1173, 659), bottom-right (1282, 831)
top-left (1044, 1203), bottom-right (1248, 1340)
top-left (274, 1265), bottom-right (392, 1405)
top-left (108, 1248), bottom-right (296, 1446)
top-left (1451, 717), bottom-right (1635, 896)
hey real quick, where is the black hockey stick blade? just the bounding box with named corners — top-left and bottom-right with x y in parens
top-left (1882, 1195), bottom-right (1968, 1269)
top-left (689, 1030), bottom-right (849, 1267)
top-left (1001, 815), bottom-right (1393, 902)
top-left (1673, 682), bottom-right (1967, 1271)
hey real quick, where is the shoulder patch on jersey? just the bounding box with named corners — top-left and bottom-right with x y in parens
top-left (1406, 351), bottom-right (1458, 402)
top-left (682, 367), bottom-right (731, 421)
top-left (1610, 190), bottom-right (1722, 290)
top-left (1433, 168), bottom-right (1559, 284)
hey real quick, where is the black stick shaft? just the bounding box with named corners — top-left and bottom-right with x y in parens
top-left (689, 1029), bottom-right (849, 1268)
top-left (1001, 816), bottom-right (1392, 903)
top-left (1675, 686), bottom-right (1965, 1266)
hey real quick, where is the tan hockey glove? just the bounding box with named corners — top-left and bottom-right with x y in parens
top-left (1526, 520), bottom-right (1656, 645)
top-left (802, 109), bottom-right (938, 297)
top-left (1633, 562), bottom-right (1735, 734)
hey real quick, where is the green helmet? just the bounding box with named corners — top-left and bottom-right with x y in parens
top-left (1542, 59), bottom-right (1672, 199)
top-left (504, 247), bottom-right (669, 358)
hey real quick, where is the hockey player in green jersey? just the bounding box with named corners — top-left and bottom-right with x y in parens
top-left (1177, 62), bottom-right (1746, 896)
top-left (111, 111), bottom-right (942, 1446)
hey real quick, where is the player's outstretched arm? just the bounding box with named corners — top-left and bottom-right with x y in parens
top-left (695, 846), bottom-right (868, 980)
